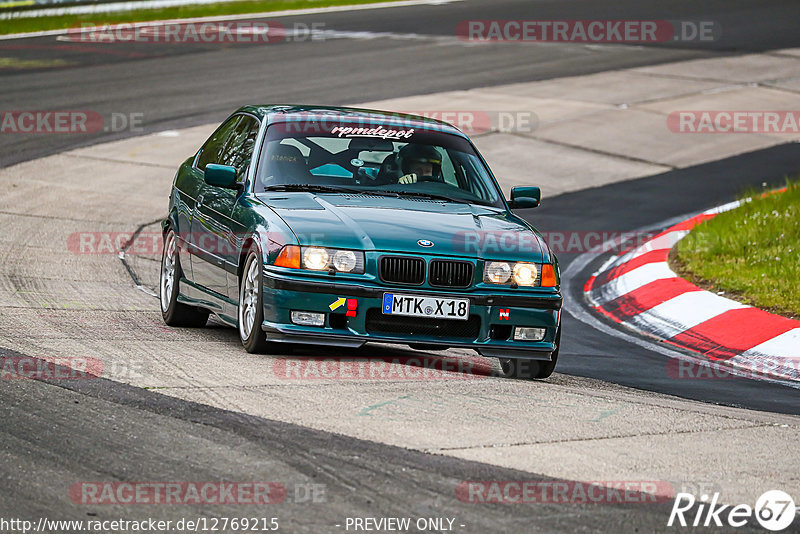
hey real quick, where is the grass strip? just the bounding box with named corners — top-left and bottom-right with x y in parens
top-left (672, 178), bottom-right (800, 319)
top-left (0, 0), bottom-right (392, 35)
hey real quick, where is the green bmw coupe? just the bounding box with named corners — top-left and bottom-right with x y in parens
top-left (160, 105), bottom-right (562, 378)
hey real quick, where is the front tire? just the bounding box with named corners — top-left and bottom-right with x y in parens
top-left (160, 229), bottom-right (209, 327)
top-left (238, 245), bottom-right (273, 354)
top-left (500, 327), bottom-right (561, 380)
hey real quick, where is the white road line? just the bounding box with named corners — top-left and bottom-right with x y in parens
top-left (3, 0), bottom-right (245, 19)
top-left (703, 199), bottom-right (743, 215)
top-left (135, 284), bottom-right (158, 297)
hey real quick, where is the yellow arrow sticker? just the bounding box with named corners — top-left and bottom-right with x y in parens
top-left (329, 297), bottom-right (346, 311)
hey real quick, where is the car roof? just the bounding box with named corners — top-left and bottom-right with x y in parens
top-left (235, 105), bottom-right (468, 138)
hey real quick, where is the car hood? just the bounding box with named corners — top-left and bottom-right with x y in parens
top-left (257, 193), bottom-right (545, 261)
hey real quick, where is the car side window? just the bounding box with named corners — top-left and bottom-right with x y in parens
top-left (196, 116), bottom-right (243, 171)
top-left (220, 116), bottom-right (260, 176)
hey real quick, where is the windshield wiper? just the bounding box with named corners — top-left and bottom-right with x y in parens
top-left (261, 184), bottom-right (366, 195)
top-left (386, 190), bottom-right (464, 203)
top-left (261, 184), bottom-right (464, 203)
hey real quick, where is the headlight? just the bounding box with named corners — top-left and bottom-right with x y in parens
top-left (484, 261), bottom-right (551, 287)
top-left (512, 262), bottom-right (538, 286)
top-left (484, 262), bottom-right (512, 284)
top-left (275, 245), bottom-right (365, 274)
top-left (303, 247), bottom-right (330, 270)
top-left (332, 250), bottom-right (358, 272)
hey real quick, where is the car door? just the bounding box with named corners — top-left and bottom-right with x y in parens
top-left (222, 117), bottom-right (262, 303)
top-left (190, 115), bottom-right (260, 299)
top-left (187, 115), bottom-right (243, 296)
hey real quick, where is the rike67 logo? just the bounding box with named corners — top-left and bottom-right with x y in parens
top-left (668, 490), bottom-right (796, 531)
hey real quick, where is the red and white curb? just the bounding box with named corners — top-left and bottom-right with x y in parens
top-left (584, 199), bottom-right (800, 383)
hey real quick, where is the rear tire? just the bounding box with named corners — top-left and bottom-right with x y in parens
top-left (160, 229), bottom-right (209, 327)
top-left (238, 244), bottom-right (273, 354)
top-left (500, 327), bottom-right (561, 380)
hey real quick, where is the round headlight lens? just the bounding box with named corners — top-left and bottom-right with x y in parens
top-left (332, 250), bottom-right (358, 272)
top-left (513, 263), bottom-right (538, 286)
top-left (302, 247), bottom-right (329, 270)
top-left (485, 262), bottom-right (512, 284)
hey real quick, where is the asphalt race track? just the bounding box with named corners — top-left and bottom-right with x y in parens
top-left (0, 359), bottom-right (689, 532)
top-left (1, 0), bottom-right (799, 532)
top-left (4, 0), bottom-right (800, 167)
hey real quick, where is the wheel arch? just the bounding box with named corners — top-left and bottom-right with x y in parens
top-left (237, 235), bottom-right (261, 283)
top-left (162, 209), bottom-right (179, 236)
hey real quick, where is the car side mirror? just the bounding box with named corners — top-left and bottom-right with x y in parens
top-left (508, 186), bottom-right (541, 209)
top-left (204, 164), bottom-right (238, 189)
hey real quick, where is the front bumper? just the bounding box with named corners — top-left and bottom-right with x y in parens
top-left (261, 272), bottom-right (562, 361)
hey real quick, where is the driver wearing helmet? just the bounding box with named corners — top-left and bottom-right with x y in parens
top-left (396, 144), bottom-right (443, 184)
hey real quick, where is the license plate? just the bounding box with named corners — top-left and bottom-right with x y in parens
top-left (382, 293), bottom-right (469, 320)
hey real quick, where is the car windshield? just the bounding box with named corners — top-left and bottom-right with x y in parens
top-left (254, 120), bottom-right (504, 207)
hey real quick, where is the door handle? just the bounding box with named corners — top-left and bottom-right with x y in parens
top-left (196, 194), bottom-right (204, 208)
